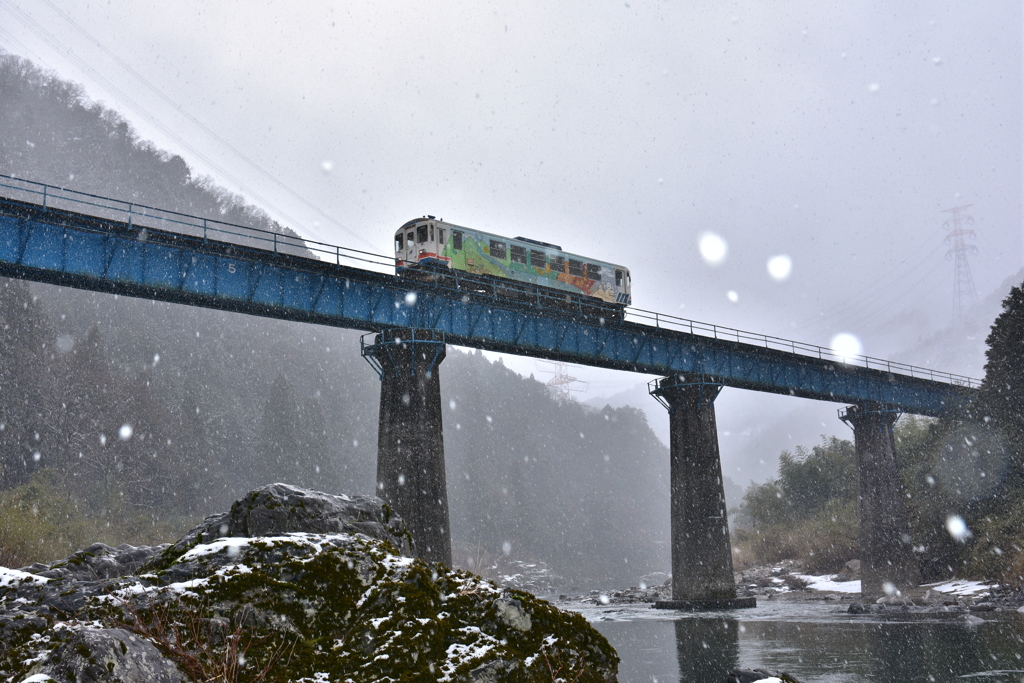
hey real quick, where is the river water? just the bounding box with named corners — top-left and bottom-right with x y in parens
top-left (566, 597), bottom-right (1024, 682)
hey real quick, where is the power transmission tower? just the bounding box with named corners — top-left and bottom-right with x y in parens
top-left (535, 360), bottom-right (589, 400)
top-left (942, 205), bottom-right (979, 325)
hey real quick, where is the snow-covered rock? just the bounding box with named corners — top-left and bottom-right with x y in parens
top-left (23, 542), bottom-right (167, 582)
top-left (27, 626), bottom-right (188, 683)
top-left (0, 484), bottom-right (618, 682)
top-left (727, 668), bottom-right (802, 683)
top-left (156, 483), bottom-right (414, 561)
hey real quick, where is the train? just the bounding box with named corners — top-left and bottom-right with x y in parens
top-left (394, 216), bottom-right (632, 317)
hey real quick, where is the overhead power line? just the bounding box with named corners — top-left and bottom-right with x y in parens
top-left (2, 1), bottom-right (377, 251)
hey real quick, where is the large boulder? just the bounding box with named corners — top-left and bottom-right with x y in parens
top-left (835, 559), bottom-right (861, 582)
top-left (24, 542), bottom-right (167, 581)
top-left (0, 485), bottom-right (618, 682)
top-left (26, 626), bottom-right (188, 683)
top-left (151, 483), bottom-right (414, 565)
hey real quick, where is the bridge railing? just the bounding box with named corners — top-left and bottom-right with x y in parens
top-left (0, 174), bottom-right (397, 272)
top-left (0, 174), bottom-right (982, 391)
top-left (623, 307), bottom-right (981, 389)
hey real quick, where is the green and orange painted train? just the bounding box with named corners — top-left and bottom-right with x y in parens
top-left (394, 216), bottom-right (632, 317)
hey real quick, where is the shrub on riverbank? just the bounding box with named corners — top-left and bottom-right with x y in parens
top-left (733, 498), bottom-right (858, 574)
top-left (733, 436), bottom-right (858, 574)
top-left (0, 470), bottom-right (187, 569)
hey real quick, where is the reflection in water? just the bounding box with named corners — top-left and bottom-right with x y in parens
top-left (590, 607), bottom-right (1024, 682)
top-left (868, 618), bottom-right (1024, 683)
top-left (867, 622), bottom-right (925, 683)
top-left (674, 617), bottom-right (739, 682)
top-left (742, 616), bottom-right (1024, 682)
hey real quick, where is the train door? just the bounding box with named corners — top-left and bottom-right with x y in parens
top-left (414, 224), bottom-right (428, 262)
top-left (406, 227), bottom-right (416, 262)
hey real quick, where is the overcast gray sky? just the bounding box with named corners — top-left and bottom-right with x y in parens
top-left (1, 0), bottom-right (1020, 481)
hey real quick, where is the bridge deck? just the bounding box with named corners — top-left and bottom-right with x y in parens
top-left (0, 176), bottom-right (977, 416)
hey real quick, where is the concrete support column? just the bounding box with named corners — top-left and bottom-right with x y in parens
top-left (840, 404), bottom-right (919, 599)
top-left (362, 329), bottom-right (451, 565)
top-left (650, 376), bottom-right (754, 610)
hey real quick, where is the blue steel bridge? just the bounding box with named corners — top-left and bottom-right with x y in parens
top-left (0, 174), bottom-right (980, 606)
top-left (0, 175), bottom-right (976, 414)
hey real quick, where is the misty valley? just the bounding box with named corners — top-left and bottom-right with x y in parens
top-left (1, 6), bottom-right (1023, 679)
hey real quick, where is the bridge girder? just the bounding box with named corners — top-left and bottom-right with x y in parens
top-left (0, 197), bottom-right (974, 416)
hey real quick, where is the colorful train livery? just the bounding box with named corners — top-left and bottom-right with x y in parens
top-left (394, 217), bottom-right (631, 316)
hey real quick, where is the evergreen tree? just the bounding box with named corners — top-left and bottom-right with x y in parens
top-left (956, 281), bottom-right (1024, 584)
top-left (173, 386), bottom-right (211, 514)
top-left (44, 324), bottom-right (142, 516)
top-left (297, 393), bottom-right (332, 490)
top-left (980, 282), bottom-right (1024, 483)
top-left (115, 369), bottom-right (181, 514)
top-left (0, 278), bottom-right (51, 488)
top-left (256, 374), bottom-right (302, 488)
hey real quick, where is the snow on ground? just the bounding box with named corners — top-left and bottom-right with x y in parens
top-left (925, 579), bottom-right (994, 597)
top-left (794, 575), bottom-right (995, 597)
top-left (795, 574), bottom-right (862, 593)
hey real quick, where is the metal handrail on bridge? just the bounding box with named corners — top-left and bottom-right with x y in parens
top-left (0, 173), bottom-right (982, 390)
top-left (0, 174), bottom-right (396, 271)
top-left (624, 308), bottom-right (980, 389)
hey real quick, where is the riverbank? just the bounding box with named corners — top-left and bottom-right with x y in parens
top-left (551, 561), bottom-right (1024, 616)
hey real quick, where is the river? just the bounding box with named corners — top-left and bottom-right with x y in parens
top-left (566, 596), bottom-right (1024, 682)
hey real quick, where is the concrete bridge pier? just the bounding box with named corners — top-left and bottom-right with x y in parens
top-left (362, 328), bottom-right (451, 566)
top-left (649, 376), bottom-right (755, 610)
top-left (839, 404), bottom-right (919, 599)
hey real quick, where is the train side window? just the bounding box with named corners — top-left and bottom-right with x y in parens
top-left (453, 231), bottom-right (463, 250)
top-left (396, 234), bottom-right (404, 251)
top-left (615, 269), bottom-right (623, 286)
top-left (438, 228), bottom-right (445, 245)
top-left (587, 264), bottom-right (602, 281)
top-left (568, 259), bottom-right (584, 277)
top-left (529, 250), bottom-right (546, 268)
top-left (489, 240), bottom-right (506, 259)
top-left (511, 245), bottom-right (527, 264)
top-left (550, 255), bottom-right (565, 272)
top-left (417, 225), bottom-right (428, 243)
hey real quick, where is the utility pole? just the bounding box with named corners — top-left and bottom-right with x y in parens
top-left (942, 205), bottom-right (979, 325)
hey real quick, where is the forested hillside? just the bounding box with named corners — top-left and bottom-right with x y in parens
top-left (0, 51), bottom-right (669, 585)
top-left (736, 281), bottom-right (1024, 585)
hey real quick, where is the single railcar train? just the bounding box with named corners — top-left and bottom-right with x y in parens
top-left (394, 216), bottom-right (632, 317)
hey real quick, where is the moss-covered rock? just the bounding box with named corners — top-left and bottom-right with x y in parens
top-left (0, 486), bottom-right (618, 682)
top-left (26, 626), bottom-right (189, 683)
